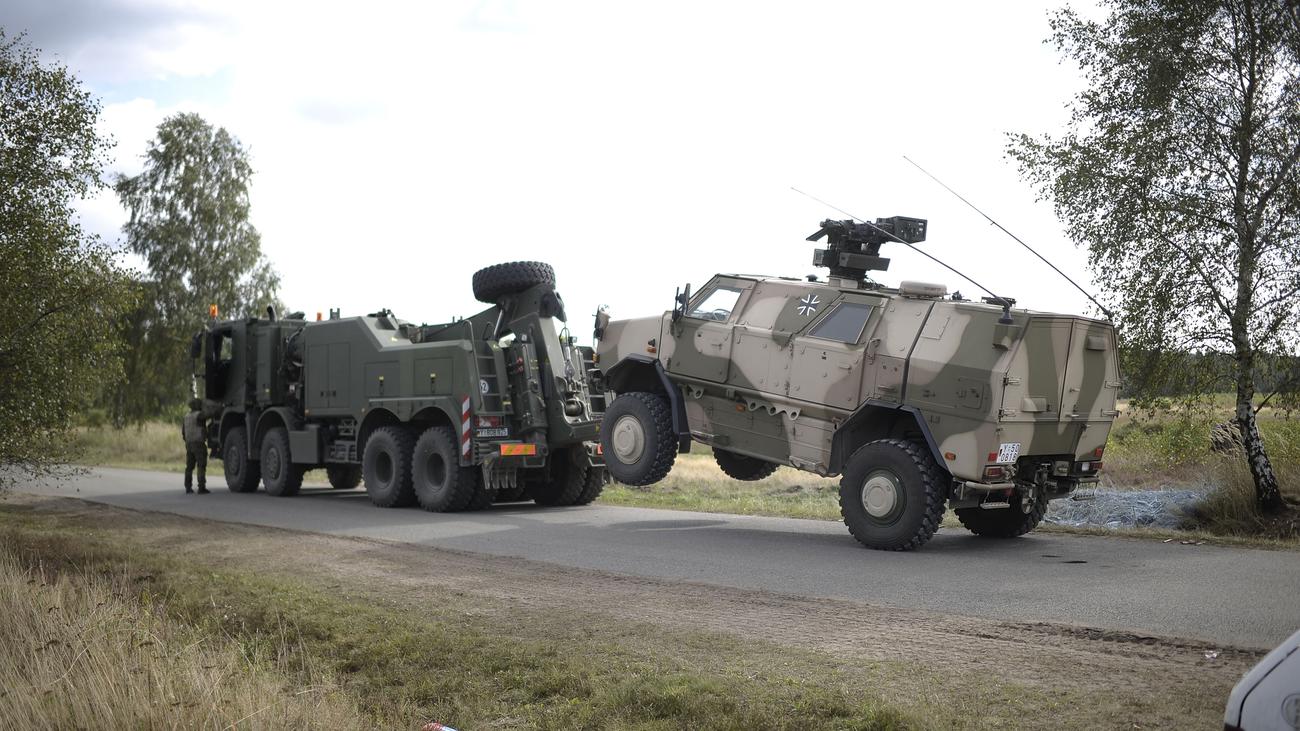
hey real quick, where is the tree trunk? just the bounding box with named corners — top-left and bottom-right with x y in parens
top-left (1235, 387), bottom-right (1285, 514)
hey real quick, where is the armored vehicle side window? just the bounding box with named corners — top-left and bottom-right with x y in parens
top-left (689, 286), bottom-right (743, 321)
top-left (808, 302), bottom-right (874, 343)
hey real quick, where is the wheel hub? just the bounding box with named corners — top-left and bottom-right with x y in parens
top-left (861, 471), bottom-right (900, 518)
top-left (610, 414), bottom-right (646, 464)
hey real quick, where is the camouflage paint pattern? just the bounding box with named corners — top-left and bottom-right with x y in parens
top-left (597, 273), bottom-right (1118, 491)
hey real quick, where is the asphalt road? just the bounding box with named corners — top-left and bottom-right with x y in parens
top-left (17, 466), bottom-right (1300, 649)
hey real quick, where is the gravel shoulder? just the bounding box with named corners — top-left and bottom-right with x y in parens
top-left (2, 493), bottom-right (1263, 730)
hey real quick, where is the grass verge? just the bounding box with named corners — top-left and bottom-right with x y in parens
top-left (0, 543), bottom-right (361, 729)
top-left (0, 500), bottom-right (917, 730)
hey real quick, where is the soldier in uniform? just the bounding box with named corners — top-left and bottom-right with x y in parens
top-left (182, 398), bottom-right (211, 494)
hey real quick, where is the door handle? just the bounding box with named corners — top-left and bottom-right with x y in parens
top-left (865, 338), bottom-right (881, 360)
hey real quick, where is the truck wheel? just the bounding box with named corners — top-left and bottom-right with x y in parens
top-left (600, 392), bottom-right (677, 486)
top-left (326, 464), bottom-right (362, 490)
top-left (465, 477), bottom-right (495, 511)
top-left (713, 449), bottom-right (779, 481)
top-left (571, 466), bottom-right (608, 506)
top-left (955, 490), bottom-right (1047, 538)
top-left (363, 426), bottom-right (416, 508)
top-left (839, 439), bottom-right (947, 551)
top-left (261, 427), bottom-right (304, 497)
top-left (223, 426), bottom-right (261, 493)
top-left (532, 447), bottom-right (589, 506)
top-left (471, 261), bottom-right (556, 304)
top-left (411, 426), bottom-right (476, 512)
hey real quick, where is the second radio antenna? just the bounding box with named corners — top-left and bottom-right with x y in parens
top-left (902, 155), bottom-right (1114, 320)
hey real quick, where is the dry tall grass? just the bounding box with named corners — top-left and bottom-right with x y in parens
top-left (74, 421), bottom-right (188, 471)
top-left (0, 549), bottom-right (363, 730)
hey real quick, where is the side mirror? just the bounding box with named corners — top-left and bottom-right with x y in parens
top-left (593, 307), bottom-right (611, 340)
top-left (671, 283), bottom-right (692, 323)
top-left (189, 332), bottom-right (203, 360)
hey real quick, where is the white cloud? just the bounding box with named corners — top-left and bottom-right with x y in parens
top-left (11, 0), bottom-right (1105, 336)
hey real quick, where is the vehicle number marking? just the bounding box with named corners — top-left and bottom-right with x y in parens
top-left (996, 442), bottom-right (1021, 463)
top-left (476, 428), bottom-right (509, 438)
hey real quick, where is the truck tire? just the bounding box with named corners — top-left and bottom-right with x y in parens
top-left (261, 427), bottom-right (304, 497)
top-left (471, 261), bottom-right (556, 304)
top-left (223, 425), bottom-right (261, 493)
top-left (713, 449), bottom-right (779, 481)
top-left (839, 439), bottom-right (947, 551)
top-left (411, 426), bottom-right (477, 512)
top-left (955, 490), bottom-right (1047, 538)
top-left (600, 392), bottom-right (677, 486)
top-left (571, 466), bottom-right (608, 506)
top-left (464, 479), bottom-right (496, 511)
top-left (532, 447), bottom-right (589, 506)
top-left (326, 464), bottom-right (362, 490)
top-left (363, 426), bottom-right (416, 508)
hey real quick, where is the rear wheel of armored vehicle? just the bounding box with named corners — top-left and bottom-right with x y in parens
top-left (839, 439), bottom-right (947, 551)
top-left (464, 478), bottom-right (495, 511)
top-left (326, 464), bottom-right (362, 490)
top-left (411, 426), bottom-right (477, 512)
top-left (954, 489), bottom-right (1047, 538)
top-left (471, 261), bottom-right (556, 304)
top-left (600, 392), bottom-right (677, 486)
top-left (713, 449), bottom-right (779, 481)
top-left (363, 426), bottom-right (417, 508)
top-left (261, 427), bottom-right (304, 497)
top-left (571, 466), bottom-right (608, 506)
top-left (532, 447), bottom-right (589, 506)
top-left (223, 425), bottom-right (261, 493)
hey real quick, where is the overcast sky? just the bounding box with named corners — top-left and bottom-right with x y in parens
top-left (5, 0), bottom-right (1104, 340)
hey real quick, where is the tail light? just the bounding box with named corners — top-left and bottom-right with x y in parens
top-left (982, 465), bottom-right (1008, 481)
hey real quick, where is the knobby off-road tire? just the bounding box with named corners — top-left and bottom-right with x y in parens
top-left (713, 448), bottom-right (779, 481)
top-left (571, 466), bottom-right (608, 506)
top-left (326, 464), bottom-right (362, 490)
top-left (839, 439), bottom-right (948, 551)
top-left (471, 261), bottom-right (555, 304)
top-left (532, 447), bottom-right (590, 506)
top-left (363, 426), bottom-right (417, 508)
top-left (955, 490), bottom-right (1047, 538)
top-left (261, 427), bottom-right (304, 497)
top-left (600, 392), bottom-right (677, 486)
top-left (464, 476), bottom-right (495, 511)
top-left (223, 425), bottom-right (261, 493)
top-left (411, 426), bottom-right (478, 512)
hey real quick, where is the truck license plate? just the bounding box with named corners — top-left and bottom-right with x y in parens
top-left (476, 427), bottom-right (509, 438)
top-left (996, 442), bottom-right (1021, 463)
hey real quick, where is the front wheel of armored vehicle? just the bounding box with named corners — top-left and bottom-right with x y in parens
top-left (363, 426), bottom-right (416, 508)
top-left (411, 426), bottom-right (478, 512)
top-left (839, 439), bottom-right (947, 551)
top-left (713, 449), bottom-right (779, 481)
top-left (600, 392), bottom-right (677, 486)
top-left (954, 489), bottom-right (1046, 538)
top-left (471, 261), bottom-right (556, 304)
top-left (261, 427), bottom-right (304, 497)
top-left (326, 464), bottom-right (362, 490)
top-left (223, 425), bottom-right (261, 493)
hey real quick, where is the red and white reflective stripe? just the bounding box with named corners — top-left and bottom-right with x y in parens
top-left (460, 396), bottom-right (472, 458)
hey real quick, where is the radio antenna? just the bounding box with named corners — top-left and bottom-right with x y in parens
top-left (789, 186), bottom-right (1012, 311)
top-left (902, 155), bottom-right (1114, 321)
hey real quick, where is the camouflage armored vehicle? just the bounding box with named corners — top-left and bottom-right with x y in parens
top-left (594, 218), bottom-right (1119, 550)
top-left (191, 261), bottom-right (606, 511)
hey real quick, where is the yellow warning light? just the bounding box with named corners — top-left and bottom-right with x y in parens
top-left (209, 304), bottom-right (219, 319)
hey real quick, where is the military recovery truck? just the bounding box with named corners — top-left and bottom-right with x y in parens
top-left (594, 218), bottom-right (1120, 550)
top-left (191, 262), bottom-right (606, 511)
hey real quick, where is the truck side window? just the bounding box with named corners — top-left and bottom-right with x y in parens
top-left (807, 302), bottom-right (874, 343)
top-left (688, 286), bottom-right (743, 321)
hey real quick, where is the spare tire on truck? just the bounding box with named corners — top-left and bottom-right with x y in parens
top-left (472, 261), bottom-right (555, 304)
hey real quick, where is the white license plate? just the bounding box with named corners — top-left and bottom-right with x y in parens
top-left (476, 428), bottom-right (509, 438)
top-left (996, 442), bottom-right (1021, 463)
